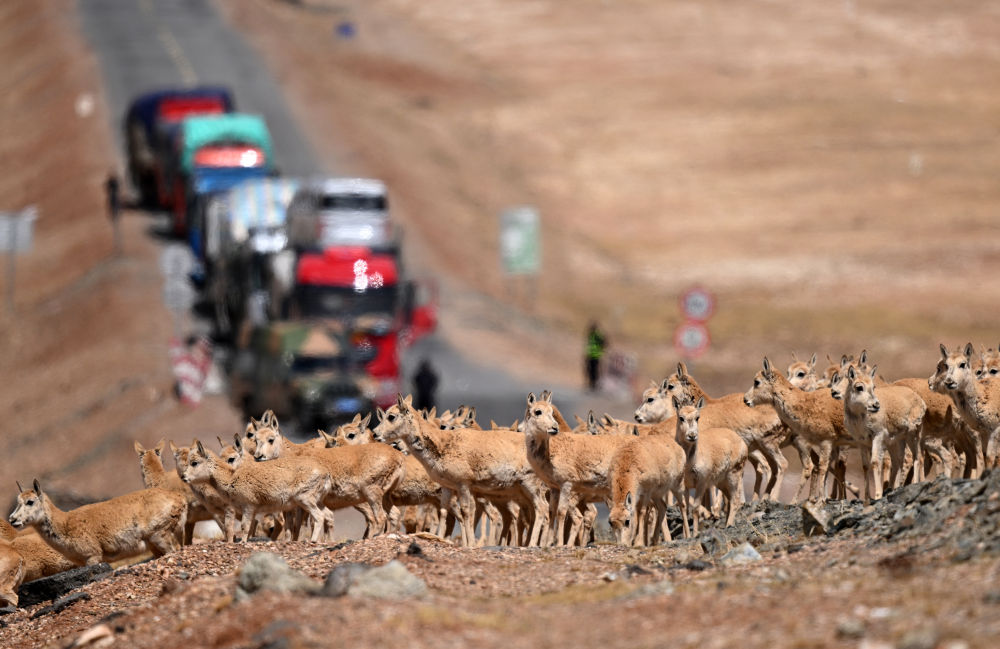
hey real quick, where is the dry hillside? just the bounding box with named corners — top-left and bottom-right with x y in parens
top-left (219, 0), bottom-right (1000, 392)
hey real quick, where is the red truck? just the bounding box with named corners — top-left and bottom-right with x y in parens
top-left (275, 245), bottom-right (436, 408)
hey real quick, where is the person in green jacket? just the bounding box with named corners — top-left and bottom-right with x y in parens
top-left (584, 321), bottom-right (606, 392)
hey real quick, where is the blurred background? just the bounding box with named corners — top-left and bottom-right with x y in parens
top-left (1, 0), bottom-right (999, 506)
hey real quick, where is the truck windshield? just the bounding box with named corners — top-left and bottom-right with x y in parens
top-left (292, 285), bottom-right (398, 319)
top-left (319, 194), bottom-right (386, 211)
top-left (290, 355), bottom-right (348, 375)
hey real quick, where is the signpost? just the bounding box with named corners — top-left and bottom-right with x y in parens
top-left (674, 285), bottom-right (716, 360)
top-left (500, 206), bottom-right (541, 309)
top-left (0, 206), bottom-right (38, 315)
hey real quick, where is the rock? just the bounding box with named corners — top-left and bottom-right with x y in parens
top-left (70, 622), bottom-right (113, 648)
top-left (405, 542), bottom-right (424, 557)
top-left (0, 606), bottom-right (15, 617)
top-left (30, 591), bottom-right (91, 619)
top-left (322, 563), bottom-right (373, 597)
top-left (235, 552), bottom-right (320, 601)
top-left (720, 542), bottom-right (762, 566)
top-left (18, 562), bottom-right (112, 608)
top-left (802, 501), bottom-right (830, 536)
top-left (323, 560), bottom-right (426, 599)
top-left (897, 627), bottom-right (939, 649)
top-left (835, 618), bottom-right (866, 639)
top-left (699, 530), bottom-right (728, 557)
top-left (618, 580), bottom-right (674, 600)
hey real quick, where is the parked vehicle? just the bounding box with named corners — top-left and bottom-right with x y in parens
top-left (123, 87), bottom-right (234, 207)
top-left (266, 245), bottom-right (436, 408)
top-left (286, 177), bottom-right (397, 252)
top-left (163, 113), bottom-right (275, 239)
top-left (229, 321), bottom-right (376, 431)
top-left (204, 177), bottom-right (300, 339)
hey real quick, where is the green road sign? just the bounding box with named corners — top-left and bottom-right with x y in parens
top-left (500, 206), bottom-right (541, 275)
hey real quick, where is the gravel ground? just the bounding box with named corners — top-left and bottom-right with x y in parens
top-left (2, 472), bottom-right (999, 649)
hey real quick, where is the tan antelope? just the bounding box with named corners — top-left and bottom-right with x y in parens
top-left (135, 439), bottom-right (217, 544)
top-left (674, 397), bottom-right (748, 534)
top-left (521, 391), bottom-right (632, 546)
top-left (976, 345), bottom-right (1000, 380)
top-left (662, 363), bottom-right (788, 501)
top-left (248, 413), bottom-right (405, 539)
top-left (831, 364), bottom-right (926, 502)
top-left (744, 358), bottom-right (854, 502)
top-left (9, 479), bottom-right (186, 565)
top-left (931, 343), bottom-right (1000, 470)
top-left (373, 394), bottom-right (549, 547)
top-left (180, 439), bottom-right (334, 543)
top-left (607, 425), bottom-right (688, 545)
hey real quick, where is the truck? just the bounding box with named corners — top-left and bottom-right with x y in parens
top-left (123, 87), bottom-right (234, 208)
top-left (228, 320), bottom-right (377, 431)
top-left (285, 177), bottom-right (397, 253)
top-left (162, 113), bottom-right (275, 239)
top-left (266, 244), bottom-right (436, 409)
top-left (203, 176), bottom-right (300, 340)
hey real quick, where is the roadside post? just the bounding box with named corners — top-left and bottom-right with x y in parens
top-left (500, 206), bottom-right (541, 309)
top-left (674, 286), bottom-right (716, 368)
top-left (0, 206), bottom-right (38, 316)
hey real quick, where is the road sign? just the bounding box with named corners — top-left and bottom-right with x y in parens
top-left (500, 206), bottom-right (541, 275)
top-left (680, 286), bottom-right (715, 322)
top-left (0, 207), bottom-right (38, 253)
top-left (674, 321), bottom-right (711, 359)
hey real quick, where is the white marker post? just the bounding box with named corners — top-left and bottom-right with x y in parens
top-left (0, 207), bottom-right (38, 316)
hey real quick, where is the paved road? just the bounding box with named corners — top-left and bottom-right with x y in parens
top-left (76, 0), bottom-right (614, 430)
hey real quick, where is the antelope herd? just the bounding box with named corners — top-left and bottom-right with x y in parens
top-left (2, 342), bottom-right (999, 605)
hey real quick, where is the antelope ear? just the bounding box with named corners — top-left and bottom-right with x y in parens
top-left (625, 491), bottom-right (633, 508)
top-left (403, 394), bottom-right (413, 408)
top-left (859, 349), bottom-right (868, 365)
top-left (965, 342), bottom-right (975, 359)
top-left (809, 353), bottom-right (817, 368)
top-left (427, 407), bottom-right (437, 419)
top-left (671, 396), bottom-right (681, 410)
top-left (659, 378), bottom-right (670, 392)
top-left (588, 411), bottom-right (597, 425)
top-left (542, 390), bottom-right (553, 402)
top-left (632, 425), bottom-right (639, 436)
top-left (196, 440), bottom-right (208, 458)
top-left (848, 366), bottom-right (856, 380)
top-left (527, 392), bottom-right (537, 406)
top-left (841, 355), bottom-right (851, 368)
top-left (870, 365), bottom-right (878, 379)
top-left (361, 412), bottom-right (372, 429)
top-left (696, 396), bottom-right (705, 409)
top-left (790, 351), bottom-right (799, 362)
top-left (134, 441), bottom-right (145, 455)
top-left (154, 439), bottom-right (165, 455)
top-left (32, 479), bottom-right (42, 496)
top-left (939, 343), bottom-right (948, 359)
top-left (677, 362), bottom-right (686, 376)
top-left (604, 414), bottom-right (616, 426)
top-left (15, 481), bottom-right (22, 494)
top-left (217, 436), bottom-right (226, 450)
top-left (376, 406), bottom-right (386, 421)
top-left (466, 407), bottom-right (477, 422)
top-left (762, 357), bottom-right (773, 377)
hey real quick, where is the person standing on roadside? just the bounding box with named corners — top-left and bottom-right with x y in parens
top-left (105, 172), bottom-right (122, 256)
top-left (413, 358), bottom-right (440, 412)
top-left (584, 321), bottom-right (606, 392)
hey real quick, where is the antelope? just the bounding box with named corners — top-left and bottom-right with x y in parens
top-left (744, 358), bottom-right (853, 502)
top-left (9, 479), bottom-right (187, 565)
top-left (674, 397), bottom-right (748, 534)
top-left (180, 439), bottom-right (334, 543)
top-left (521, 391), bottom-right (637, 546)
top-left (661, 363), bottom-right (788, 501)
top-left (248, 414), bottom-right (405, 539)
top-left (607, 425), bottom-right (688, 545)
top-left (135, 439), bottom-right (216, 544)
top-left (633, 380), bottom-right (677, 424)
top-left (976, 345), bottom-right (1000, 380)
top-left (931, 343), bottom-right (1000, 470)
top-left (832, 365), bottom-right (926, 502)
top-left (373, 394), bottom-right (549, 547)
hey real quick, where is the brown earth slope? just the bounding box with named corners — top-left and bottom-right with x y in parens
top-left (0, 1), bottom-right (240, 499)
top-left (218, 0), bottom-right (1000, 393)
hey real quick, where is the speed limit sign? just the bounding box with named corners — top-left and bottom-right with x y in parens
top-left (680, 286), bottom-right (715, 322)
top-left (674, 321), bottom-right (711, 359)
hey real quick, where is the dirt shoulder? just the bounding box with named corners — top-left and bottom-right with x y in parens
top-left (2, 474), bottom-right (999, 648)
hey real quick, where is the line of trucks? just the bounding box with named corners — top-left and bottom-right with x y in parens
top-left (124, 86), bottom-right (437, 432)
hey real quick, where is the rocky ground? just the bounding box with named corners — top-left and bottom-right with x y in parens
top-left (2, 472), bottom-right (998, 649)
